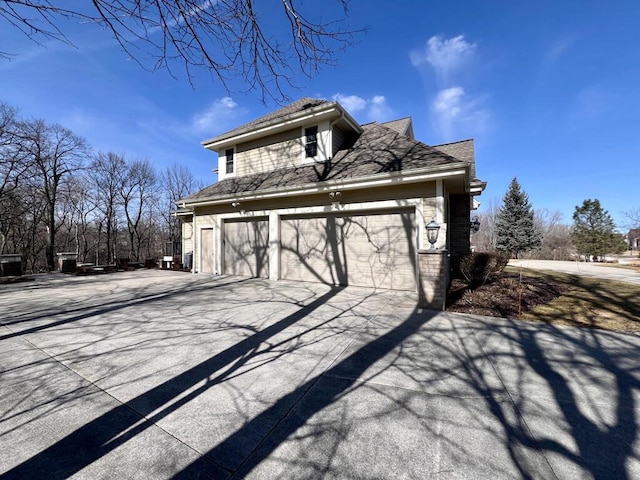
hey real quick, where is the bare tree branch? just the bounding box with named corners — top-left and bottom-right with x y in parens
top-left (1, 0), bottom-right (361, 101)
top-left (622, 208), bottom-right (640, 230)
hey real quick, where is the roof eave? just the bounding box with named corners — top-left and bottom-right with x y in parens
top-left (201, 103), bottom-right (362, 151)
top-left (469, 179), bottom-right (487, 195)
top-left (179, 163), bottom-right (468, 209)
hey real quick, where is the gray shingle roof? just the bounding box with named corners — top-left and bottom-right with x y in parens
top-left (379, 117), bottom-right (413, 138)
top-left (433, 139), bottom-right (476, 180)
top-left (183, 123), bottom-right (466, 203)
top-left (202, 97), bottom-right (331, 145)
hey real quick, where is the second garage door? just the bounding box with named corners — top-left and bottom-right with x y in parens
top-left (224, 218), bottom-right (269, 278)
top-left (280, 211), bottom-right (417, 291)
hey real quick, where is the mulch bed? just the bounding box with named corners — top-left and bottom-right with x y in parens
top-left (446, 273), bottom-right (569, 318)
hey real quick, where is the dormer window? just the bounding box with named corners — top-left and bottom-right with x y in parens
top-left (305, 126), bottom-right (318, 158)
top-left (225, 148), bottom-right (234, 174)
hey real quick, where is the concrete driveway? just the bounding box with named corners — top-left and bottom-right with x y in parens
top-left (1, 270), bottom-right (639, 479)
top-left (510, 259), bottom-right (640, 285)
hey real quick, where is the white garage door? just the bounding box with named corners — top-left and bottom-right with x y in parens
top-left (280, 211), bottom-right (416, 291)
top-left (224, 218), bottom-right (269, 278)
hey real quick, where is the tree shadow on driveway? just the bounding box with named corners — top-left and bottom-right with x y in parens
top-left (1, 274), bottom-right (639, 479)
top-left (2, 278), bottom-right (355, 477)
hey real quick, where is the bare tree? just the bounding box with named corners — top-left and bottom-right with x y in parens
top-left (160, 162), bottom-right (203, 252)
top-left (4, 182), bottom-right (49, 273)
top-left (0, 102), bottom-right (28, 264)
top-left (1, 1), bottom-right (359, 101)
top-left (0, 103), bottom-right (28, 198)
top-left (118, 158), bottom-right (159, 261)
top-left (471, 197), bottom-right (500, 252)
top-left (90, 152), bottom-right (127, 264)
top-left (19, 119), bottom-right (90, 270)
top-left (622, 208), bottom-right (640, 230)
top-left (58, 173), bottom-right (99, 263)
top-left (533, 209), bottom-right (574, 260)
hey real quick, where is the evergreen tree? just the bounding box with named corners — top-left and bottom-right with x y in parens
top-left (495, 177), bottom-right (542, 258)
top-left (572, 199), bottom-right (625, 260)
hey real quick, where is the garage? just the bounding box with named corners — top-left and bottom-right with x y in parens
top-left (280, 210), bottom-right (417, 291)
top-left (224, 218), bottom-right (269, 278)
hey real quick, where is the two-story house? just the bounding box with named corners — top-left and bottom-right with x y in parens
top-left (177, 97), bottom-right (485, 309)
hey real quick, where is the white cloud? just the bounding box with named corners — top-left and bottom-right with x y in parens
top-left (191, 97), bottom-right (242, 135)
top-left (410, 35), bottom-right (476, 84)
top-left (332, 93), bottom-right (367, 112)
top-left (332, 93), bottom-right (394, 122)
top-left (431, 87), bottom-right (489, 141)
top-left (367, 95), bottom-right (393, 122)
top-left (409, 34), bottom-right (489, 141)
top-left (432, 87), bottom-right (464, 139)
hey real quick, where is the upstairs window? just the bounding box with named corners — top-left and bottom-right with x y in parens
top-left (305, 126), bottom-right (318, 158)
top-left (225, 148), bottom-right (234, 174)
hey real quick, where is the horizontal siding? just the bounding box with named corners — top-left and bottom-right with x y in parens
top-left (182, 221), bottom-right (193, 254)
top-left (332, 126), bottom-right (346, 156)
top-left (236, 129), bottom-right (302, 176)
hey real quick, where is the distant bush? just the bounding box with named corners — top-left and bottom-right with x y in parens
top-left (459, 252), bottom-right (509, 287)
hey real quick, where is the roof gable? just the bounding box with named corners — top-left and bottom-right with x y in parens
top-left (433, 139), bottom-right (476, 179)
top-left (379, 117), bottom-right (414, 139)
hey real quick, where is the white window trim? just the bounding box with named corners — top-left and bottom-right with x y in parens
top-left (302, 125), bottom-right (318, 163)
top-left (300, 121), bottom-right (333, 164)
top-left (221, 146), bottom-right (236, 179)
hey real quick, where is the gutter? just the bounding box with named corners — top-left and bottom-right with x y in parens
top-left (469, 179), bottom-right (487, 195)
top-left (201, 102), bottom-right (362, 151)
top-left (180, 163), bottom-right (468, 209)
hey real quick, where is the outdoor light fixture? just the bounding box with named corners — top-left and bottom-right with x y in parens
top-left (329, 191), bottom-right (342, 210)
top-left (470, 216), bottom-right (481, 233)
top-left (426, 218), bottom-right (440, 249)
top-left (231, 202), bottom-right (240, 208)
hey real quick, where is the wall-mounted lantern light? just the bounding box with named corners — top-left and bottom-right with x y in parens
top-left (470, 216), bottom-right (481, 233)
top-left (231, 202), bottom-right (241, 208)
top-left (426, 218), bottom-right (440, 250)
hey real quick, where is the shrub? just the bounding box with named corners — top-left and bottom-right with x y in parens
top-left (459, 252), bottom-right (509, 287)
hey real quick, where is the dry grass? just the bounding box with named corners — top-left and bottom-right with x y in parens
top-left (447, 266), bottom-right (640, 334)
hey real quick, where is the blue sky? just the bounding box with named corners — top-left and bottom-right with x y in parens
top-left (1, 1), bottom-right (639, 228)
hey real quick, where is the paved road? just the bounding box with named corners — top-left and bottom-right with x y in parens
top-left (1, 270), bottom-right (639, 479)
top-left (510, 259), bottom-right (640, 285)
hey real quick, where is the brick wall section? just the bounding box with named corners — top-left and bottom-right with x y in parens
top-left (417, 250), bottom-right (449, 310)
top-left (449, 194), bottom-right (471, 278)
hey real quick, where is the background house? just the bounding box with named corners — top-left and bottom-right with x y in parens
top-left (178, 98), bottom-right (485, 308)
top-left (629, 229), bottom-right (640, 250)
